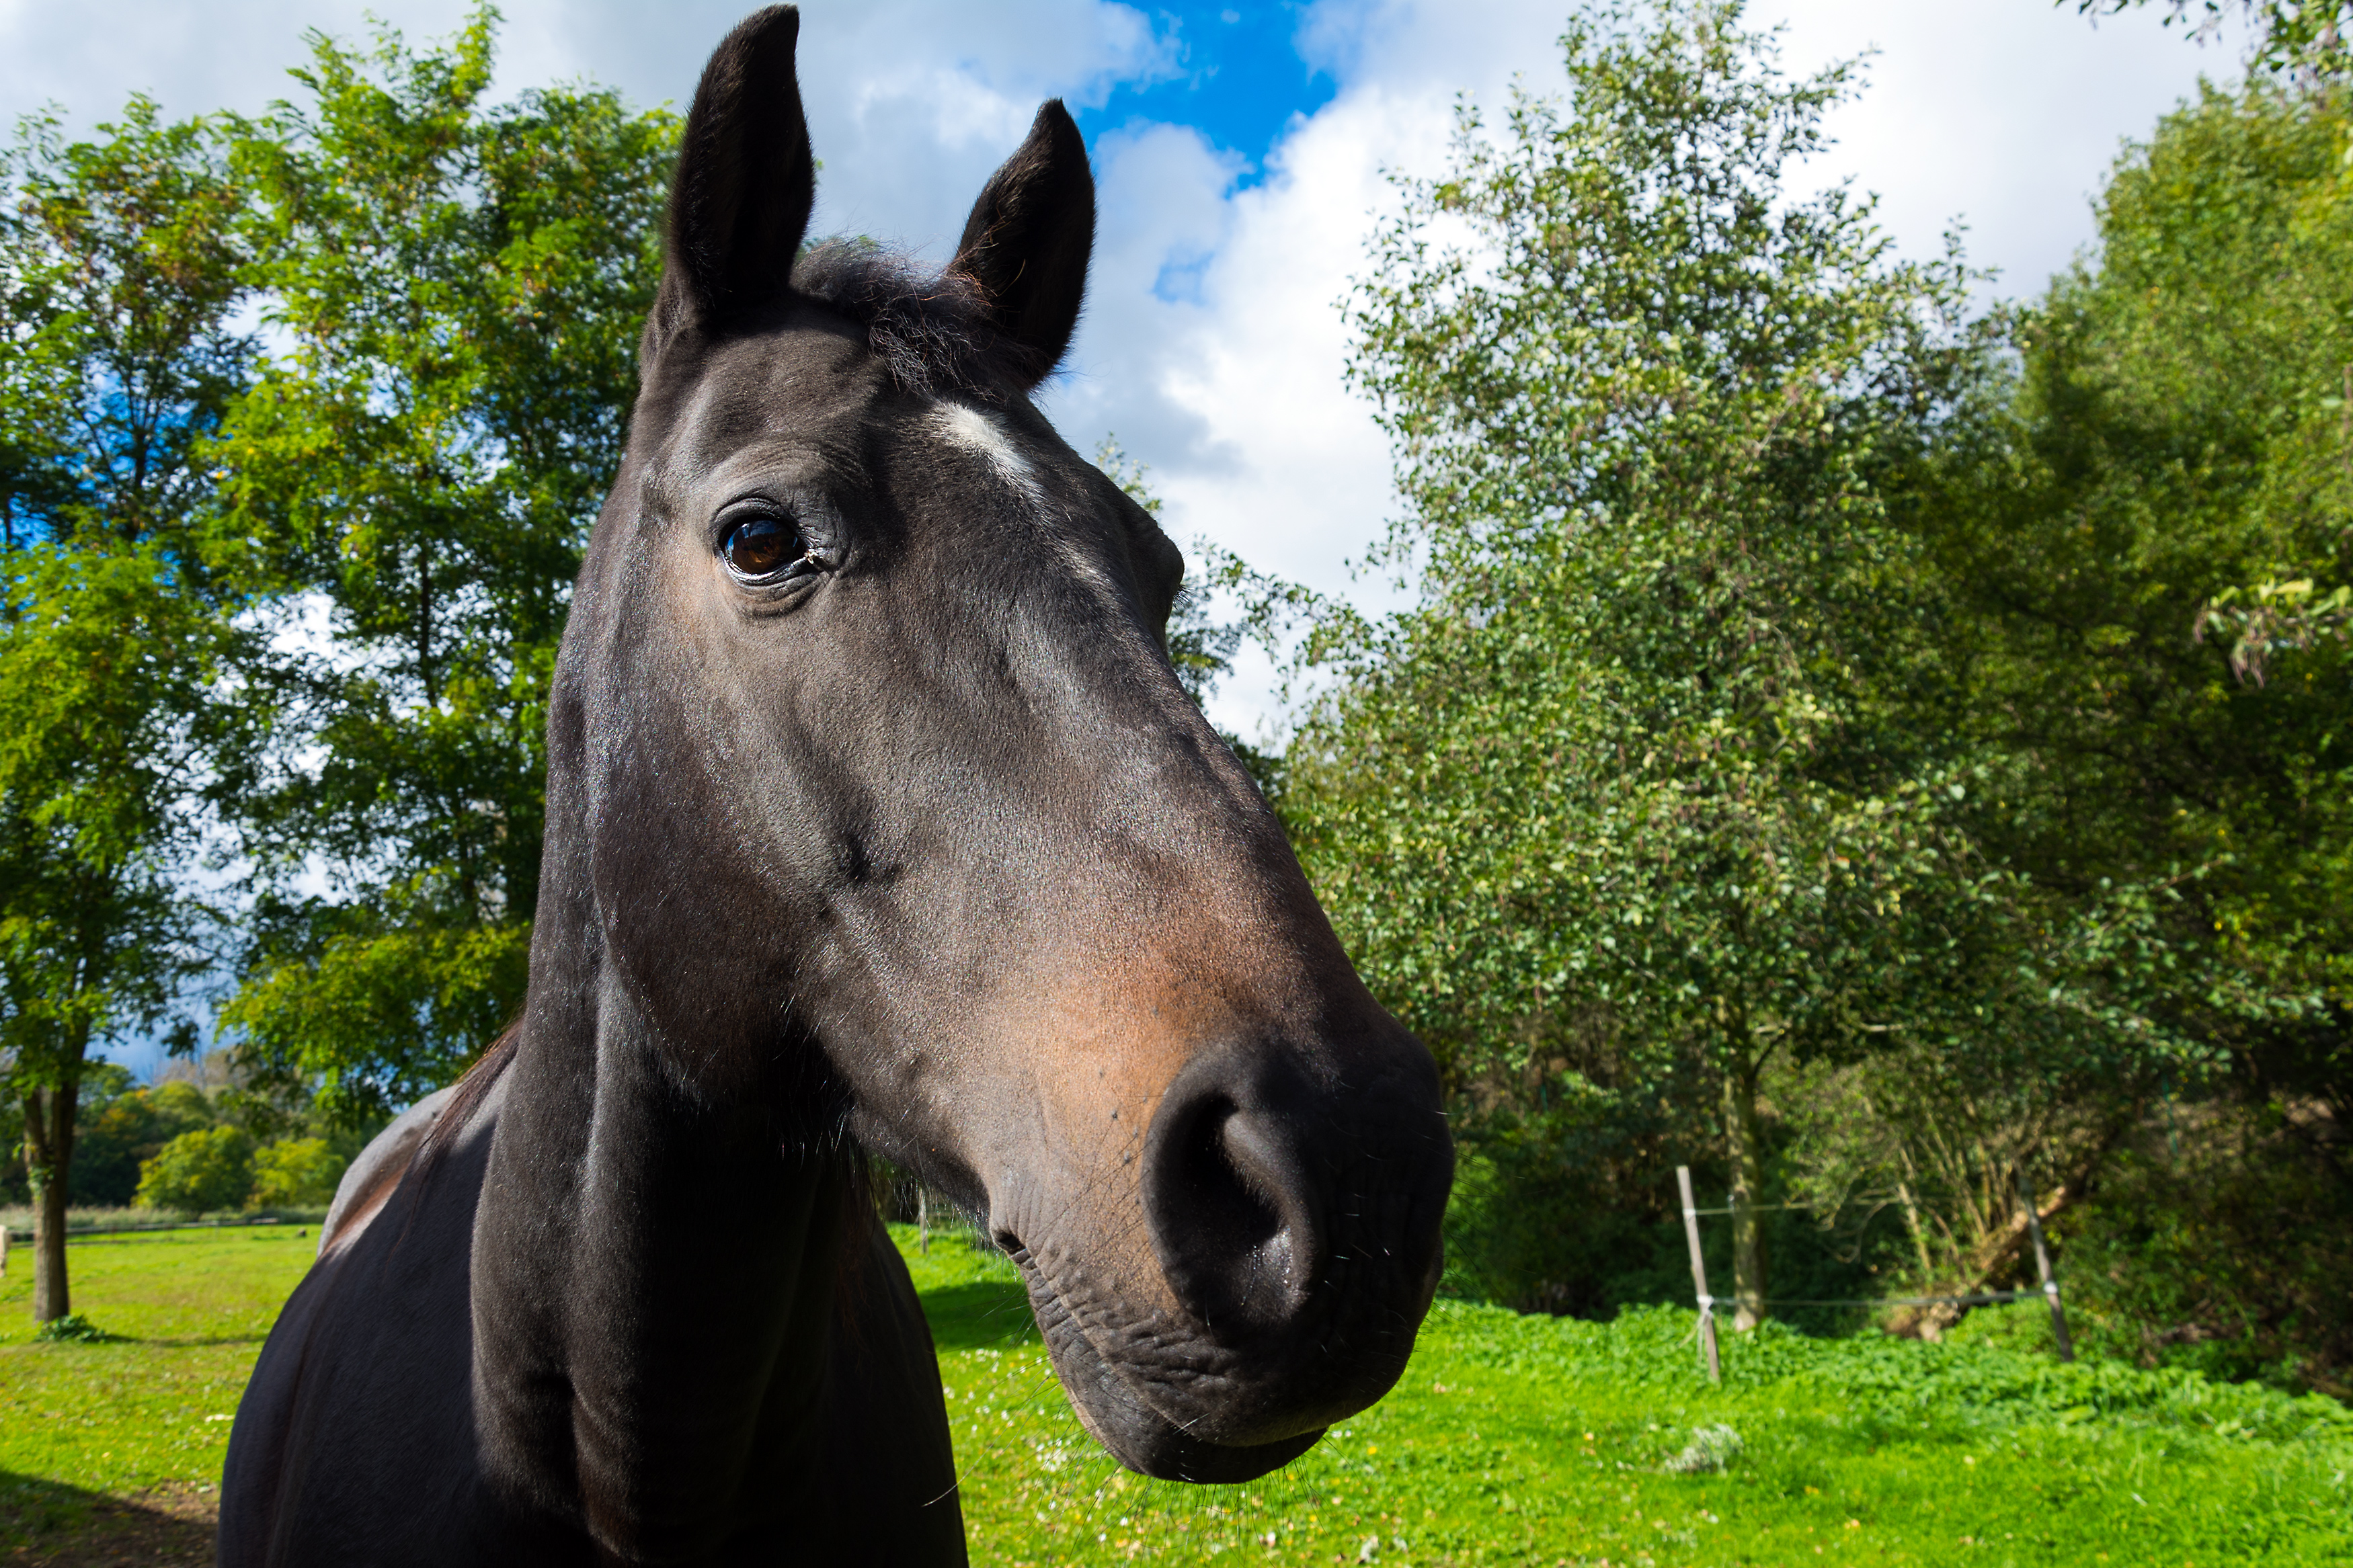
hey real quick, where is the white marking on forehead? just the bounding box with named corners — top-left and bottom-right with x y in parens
top-left (934, 403), bottom-right (1042, 506)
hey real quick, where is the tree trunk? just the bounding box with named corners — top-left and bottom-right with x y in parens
top-left (24, 1077), bottom-right (78, 1323)
top-left (34, 1155), bottom-right (70, 1321)
top-left (1721, 1032), bottom-right (1767, 1331)
top-left (1883, 1165), bottom-right (2098, 1340)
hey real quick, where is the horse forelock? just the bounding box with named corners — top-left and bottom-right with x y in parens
top-left (787, 239), bottom-right (1033, 402)
top-left (623, 240), bottom-right (1040, 505)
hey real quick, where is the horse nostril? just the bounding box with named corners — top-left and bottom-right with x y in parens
top-left (1181, 1103), bottom-right (1285, 1254)
top-left (1144, 1077), bottom-right (1318, 1331)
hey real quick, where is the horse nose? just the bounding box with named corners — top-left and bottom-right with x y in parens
top-left (1141, 1038), bottom-right (1447, 1339)
top-left (1142, 1055), bottom-right (1324, 1332)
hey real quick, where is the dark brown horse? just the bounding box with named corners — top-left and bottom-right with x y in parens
top-left (217, 8), bottom-right (1450, 1563)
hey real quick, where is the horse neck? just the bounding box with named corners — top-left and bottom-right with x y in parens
top-left (471, 809), bottom-right (857, 1555)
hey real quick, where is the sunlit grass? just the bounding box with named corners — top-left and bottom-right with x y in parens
top-left (0, 1223), bottom-right (315, 1512)
top-left (4, 1218), bottom-right (2348, 1565)
top-left (902, 1226), bottom-right (2353, 1567)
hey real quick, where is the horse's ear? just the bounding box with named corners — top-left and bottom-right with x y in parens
top-left (950, 101), bottom-right (1094, 388)
top-left (647, 4), bottom-right (814, 353)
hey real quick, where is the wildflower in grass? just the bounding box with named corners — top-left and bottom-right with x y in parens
top-left (1665, 1423), bottom-right (1744, 1474)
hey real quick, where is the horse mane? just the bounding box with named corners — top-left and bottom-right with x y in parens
top-left (411, 1028), bottom-right (523, 1175)
top-left (789, 239), bottom-right (1039, 402)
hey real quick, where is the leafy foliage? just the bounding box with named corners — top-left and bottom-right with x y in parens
top-left (2071, 1), bottom-right (2352, 78)
top-left (0, 93), bottom-right (253, 1319)
top-left (1888, 74), bottom-right (2353, 1384)
top-left (1244, 1), bottom-right (2350, 1375)
top-left (245, 1137), bottom-right (342, 1209)
top-left (2049, 1108), bottom-right (2353, 1390)
top-left (1289, 0), bottom-right (2194, 1325)
top-left (30, 1313), bottom-right (118, 1344)
top-left (131, 1126), bottom-right (254, 1215)
top-left (1928, 78), bottom-right (2352, 1076)
top-left (1311, 0), bottom-right (1966, 1054)
top-left (209, 8), bottom-right (676, 1122)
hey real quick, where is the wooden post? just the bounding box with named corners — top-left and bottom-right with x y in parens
top-left (2018, 1175), bottom-right (2074, 1363)
top-left (916, 1185), bottom-right (930, 1257)
top-left (1, 1222), bottom-right (8, 1277)
top-left (1676, 1165), bottom-right (1720, 1384)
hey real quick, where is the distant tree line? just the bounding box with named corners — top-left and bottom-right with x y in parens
top-left (0, 1057), bottom-right (361, 1214)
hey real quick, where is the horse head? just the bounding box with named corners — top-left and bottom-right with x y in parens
top-left (559, 4), bottom-right (1451, 1486)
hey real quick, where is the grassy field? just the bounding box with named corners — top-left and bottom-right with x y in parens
top-left (5, 1221), bottom-right (2349, 1566)
top-left (0, 1223), bottom-right (315, 1565)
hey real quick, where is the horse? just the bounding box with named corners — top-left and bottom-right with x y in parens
top-left (216, 8), bottom-right (1451, 1563)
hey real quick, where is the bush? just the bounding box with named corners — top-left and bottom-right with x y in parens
top-left (2052, 1106), bottom-right (2353, 1396)
top-left (247, 1137), bottom-right (345, 1209)
top-left (134, 1126), bottom-right (254, 1214)
top-left (1441, 1141), bottom-right (1688, 1313)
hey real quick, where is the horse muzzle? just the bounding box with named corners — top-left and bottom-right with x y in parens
top-left (992, 1034), bottom-right (1451, 1481)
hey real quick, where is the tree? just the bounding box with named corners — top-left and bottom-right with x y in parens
top-left (248, 1135), bottom-right (344, 1208)
top-left (210, 9), bottom-right (676, 1123)
top-left (1289, 0), bottom-right (2201, 1328)
top-left (2069, 2), bottom-right (2352, 78)
top-left (2069, 6), bottom-right (2353, 685)
top-left (135, 1124), bottom-right (255, 1213)
top-left (1927, 75), bottom-right (2348, 1112)
top-left (1909, 72), bottom-right (2351, 1381)
top-left (0, 99), bottom-right (249, 1321)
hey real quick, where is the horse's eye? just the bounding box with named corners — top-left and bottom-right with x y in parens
top-left (721, 514), bottom-right (805, 581)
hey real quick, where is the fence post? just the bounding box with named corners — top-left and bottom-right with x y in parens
top-left (916, 1185), bottom-right (930, 1257)
top-left (1677, 1165), bottom-right (1720, 1384)
top-left (2018, 1174), bottom-right (2075, 1363)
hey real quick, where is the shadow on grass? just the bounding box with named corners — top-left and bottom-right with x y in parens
top-left (0, 1471), bottom-right (213, 1566)
top-left (0, 1333), bottom-right (272, 1354)
top-left (918, 1280), bottom-right (1042, 1352)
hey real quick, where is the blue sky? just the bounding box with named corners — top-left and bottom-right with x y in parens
top-left (0, 0), bottom-right (2240, 1080)
top-left (1074, 3), bottom-right (1338, 181)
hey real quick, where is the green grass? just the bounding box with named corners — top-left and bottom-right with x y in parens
top-left (1, 1205), bottom-right (328, 1235)
top-left (901, 1228), bottom-right (2353, 1566)
top-left (0, 1222), bottom-right (317, 1557)
top-left (5, 1220), bottom-right (2349, 1565)
top-left (0, 1226), bottom-right (314, 1498)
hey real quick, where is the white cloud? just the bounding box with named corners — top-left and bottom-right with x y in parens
top-left (1041, 77), bottom-right (1449, 596)
top-left (1760, 0), bottom-right (2244, 293)
top-left (1045, 0), bottom-right (2233, 733)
